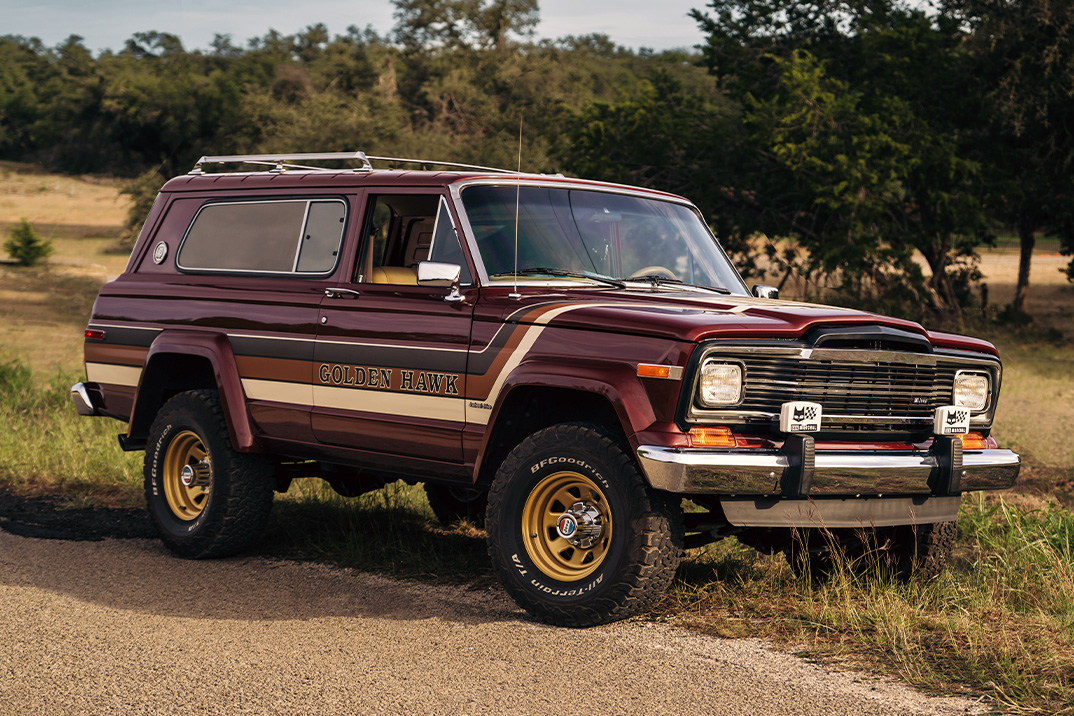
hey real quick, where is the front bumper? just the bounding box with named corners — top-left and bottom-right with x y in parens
top-left (637, 444), bottom-right (1021, 496)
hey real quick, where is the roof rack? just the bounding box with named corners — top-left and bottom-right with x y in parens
top-left (189, 152), bottom-right (519, 176)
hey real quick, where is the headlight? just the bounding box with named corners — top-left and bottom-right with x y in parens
top-left (699, 361), bottom-right (743, 406)
top-left (953, 371), bottom-right (990, 411)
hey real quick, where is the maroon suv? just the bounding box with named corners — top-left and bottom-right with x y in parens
top-left (72, 152), bottom-right (1020, 626)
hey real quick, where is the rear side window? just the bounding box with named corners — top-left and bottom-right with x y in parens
top-left (178, 199), bottom-right (346, 274)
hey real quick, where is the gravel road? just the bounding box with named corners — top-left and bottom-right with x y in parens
top-left (0, 531), bottom-right (986, 716)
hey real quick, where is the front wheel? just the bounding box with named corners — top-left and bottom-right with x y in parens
top-left (486, 423), bottom-right (683, 627)
top-left (144, 390), bottom-right (274, 559)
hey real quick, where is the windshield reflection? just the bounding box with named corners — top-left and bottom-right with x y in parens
top-left (460, 185), bottom-right (747, 293)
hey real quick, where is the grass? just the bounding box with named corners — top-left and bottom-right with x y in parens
top-left (659, 495), bottom-right (1074, 713)
top-left (1, 161), bottom-right (1072, 712)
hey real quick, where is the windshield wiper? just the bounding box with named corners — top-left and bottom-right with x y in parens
top-left (623, 274), bottom-right (732, 295)
top-left (491, 267), bottom-right (625, 288)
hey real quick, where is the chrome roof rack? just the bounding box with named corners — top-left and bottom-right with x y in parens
top-left (189, 151), bottom-right (519, 175)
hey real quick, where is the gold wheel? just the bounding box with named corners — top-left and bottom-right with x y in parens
top-left (162, 430), bottom-right (212, 521)
top-left (521, 471), bottom-right (613, 582)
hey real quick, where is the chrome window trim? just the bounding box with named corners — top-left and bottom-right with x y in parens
top-left (176, 197), bottom-right (348, 277)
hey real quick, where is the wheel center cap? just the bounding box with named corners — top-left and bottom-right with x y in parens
top-left (556, 514), bottom-right (578, 539)
top-left (555, 501), bottom-right (604, 548)
top-left (180, 465), bottom-right (195, 487)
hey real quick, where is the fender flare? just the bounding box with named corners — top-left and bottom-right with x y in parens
top-left (471, 361), bottom-right (658, 483)
top-left (127, 330), bottom-right (258, 452)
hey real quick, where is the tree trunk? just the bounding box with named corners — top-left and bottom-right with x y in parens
top-left (1012, 213), bottom-right (1035, 314)
top-left (921, 242), bottom-right (963, 325)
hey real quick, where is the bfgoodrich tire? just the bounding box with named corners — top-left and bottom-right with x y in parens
top-left (486, 423), bottom-right (683, 627)
top-left (144, 390), bottom-right (274, 559)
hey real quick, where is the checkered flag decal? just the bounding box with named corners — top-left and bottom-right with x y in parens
top-left (794, 405), bottom-right (818, 422)
top-left (946, 410), bottom-right (968, 426)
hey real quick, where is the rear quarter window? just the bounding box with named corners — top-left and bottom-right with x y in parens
top-left (177, 198), bottom-right (346, 275)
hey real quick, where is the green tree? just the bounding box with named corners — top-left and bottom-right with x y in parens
top-left (945, 0), bottom-right (1074, 308)
top-left (689, 0), bottom-right (988, 320)
top-left (4, 219), bottom-right (52, 266)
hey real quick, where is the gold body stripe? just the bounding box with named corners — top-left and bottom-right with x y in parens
top-left (241, 378), bottom-right (314, 406)
top-left (86, 362), bottom-right (143, 387)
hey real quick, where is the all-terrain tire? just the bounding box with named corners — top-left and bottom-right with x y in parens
top-left (144, 389), bottom-right (274, 559)
top-left (425, 483), bottom-right (488, 527)
top-left (486, 423), bottom-right (683, 627)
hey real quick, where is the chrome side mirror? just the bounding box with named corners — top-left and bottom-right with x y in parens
top-left (418, 261), bottom-right (464, 303)
top-left (751, 284), bottom-right (779, 299)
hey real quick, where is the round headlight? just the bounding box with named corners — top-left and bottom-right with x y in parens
top-left (953, 371), bottom-right (990, 411)
top-left (699, 361), bottom-right (743, 406)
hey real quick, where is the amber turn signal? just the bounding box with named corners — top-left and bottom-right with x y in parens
top-left (688, 426), bottom-right (737, 448)
top-left (960, 432), bottom-right (988, 450)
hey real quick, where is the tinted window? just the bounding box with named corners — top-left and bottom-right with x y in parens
top-left (178, 199), bottom-right (345, 274)
top-left (297, 201), bottom-right (346, 272)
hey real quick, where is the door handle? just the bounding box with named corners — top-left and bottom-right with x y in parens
top-left (324, 287), bottom-right (361, 299)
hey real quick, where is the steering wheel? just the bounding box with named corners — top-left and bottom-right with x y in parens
top-left (628, 265), bottom-right (678, 281)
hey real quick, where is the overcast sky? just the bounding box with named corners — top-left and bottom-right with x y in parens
top-left (2, 0), bottom-right (710, 54)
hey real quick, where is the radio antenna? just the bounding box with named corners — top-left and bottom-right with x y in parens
top-left (509, 116), bottom-right (523, 300)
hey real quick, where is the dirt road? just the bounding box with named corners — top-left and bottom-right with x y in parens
top-left (0, 532), bottom-right (984, 716)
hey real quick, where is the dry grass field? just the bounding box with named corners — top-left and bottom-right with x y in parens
top-left (1, 162), bottom-right (1072, 712)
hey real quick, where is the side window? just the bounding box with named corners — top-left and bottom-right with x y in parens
top-left (428, 197), bottom-right (473, 285)
top-left (178, 198), bottom-right (345, 275)
top-left (360, 194), bottom-right (469, 285)
top-left (297, 201), bottom-right (347, 272)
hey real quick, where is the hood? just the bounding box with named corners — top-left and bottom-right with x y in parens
top-left (483, 288), bottom-right (998, 356)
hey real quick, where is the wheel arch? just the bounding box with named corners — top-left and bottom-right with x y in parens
top-left (472, 364), bottom-right (657, 489)
top-left (127, 331), bottom-right (258, 452)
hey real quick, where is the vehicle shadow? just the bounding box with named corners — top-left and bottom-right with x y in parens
top-left (0, 488), bottom-right (523, 626)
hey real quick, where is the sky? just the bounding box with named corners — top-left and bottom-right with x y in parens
top-left (1, 0), bottom-right (710, 54)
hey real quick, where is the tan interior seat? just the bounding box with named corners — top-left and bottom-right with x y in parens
top-left (371, 266), bottom-right (418, 285)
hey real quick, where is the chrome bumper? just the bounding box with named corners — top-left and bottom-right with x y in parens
top-left (637, 445), bottom-right (1020, 496)
top-left (70, 382), bottom-right (100, 416)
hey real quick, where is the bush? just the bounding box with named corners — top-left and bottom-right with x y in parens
top-left (4, 219), bottom-right (52, 266)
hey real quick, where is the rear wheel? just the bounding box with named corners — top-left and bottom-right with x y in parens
top-left (486, 423), bottom-right (683, 627)
top-left (144, 390), bottom-right (274, 559)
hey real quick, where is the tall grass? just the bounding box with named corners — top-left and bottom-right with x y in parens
top-left (663, 496), bottom-right (1074, 714)
top-left (0, 359), bottom-right (141, 505)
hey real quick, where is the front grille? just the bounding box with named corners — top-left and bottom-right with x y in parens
top-left (738, 355), bottom-right (956, 421)
top-left (685, 343), bottom-right (1003, 432)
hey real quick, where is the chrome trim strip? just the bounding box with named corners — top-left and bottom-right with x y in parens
top-left (636, 445), bottom-right (1020, 495)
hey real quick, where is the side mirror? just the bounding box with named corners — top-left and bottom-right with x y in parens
top-left (751, 284), bottom-right (779, 300)
top-left (418, 261), bottom-right (464, 303)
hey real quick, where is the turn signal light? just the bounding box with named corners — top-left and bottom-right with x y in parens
top-left (688, 426), bottom-right (737, 448)
top-left (637, 364), bottom-right (671, 379)
top-left (960, 432), bottom-right (988, 450)
top-left (85, 329), bottom-right (106, 341)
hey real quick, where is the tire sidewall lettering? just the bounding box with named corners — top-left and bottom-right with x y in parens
top-left (147, 413), bottom-right (214, 539)
top-left (507, 449), bottom-right (624, 602)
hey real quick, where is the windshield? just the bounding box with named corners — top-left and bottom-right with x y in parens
top-left (460, 185), bottom-right (747, 293)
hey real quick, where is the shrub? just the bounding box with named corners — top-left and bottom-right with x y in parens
top-left (4, 218), bottom-right (52, 266)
